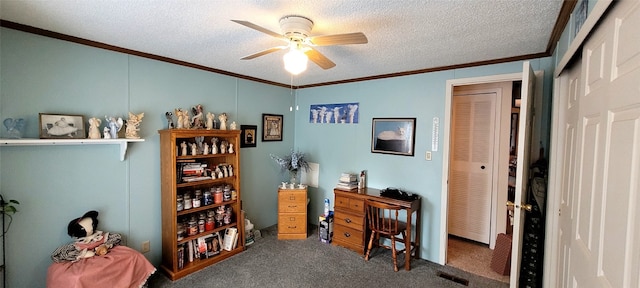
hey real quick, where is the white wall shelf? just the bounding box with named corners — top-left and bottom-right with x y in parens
top-left (0, 138), bottom-right (144, 161)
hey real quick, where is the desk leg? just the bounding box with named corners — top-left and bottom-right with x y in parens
top-left (405, 208), bottom-right (412, 271)
top-left (414, 208), bottom-right (421, 260)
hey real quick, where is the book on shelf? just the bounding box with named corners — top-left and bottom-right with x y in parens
top-left (222, 228), bottom-right (238, 251)
top-left (335, 183), bottom-right (358, 190)
top-left (182, 176), bottom-right (212, 182)
top-left (206, 233), bottom-right (222, 257)
top-left (177, 244), bottom-right (185, 269)
top-left (339, 173), bottom-right (357, 183)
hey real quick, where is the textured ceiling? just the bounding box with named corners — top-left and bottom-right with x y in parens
top-left (0, 0), bottom-right (565, 87)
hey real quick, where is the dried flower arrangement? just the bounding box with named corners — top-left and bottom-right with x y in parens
top-left (270, 150), bottom-right (311, 183)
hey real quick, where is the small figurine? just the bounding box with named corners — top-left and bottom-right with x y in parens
top-left (191, 104), bottom-right (204, 129)
top-left (181, 141), bottom-right (188, 156)
top-left (230, 121), bottom-right (237, 130)
top-left (222, 165), bottom-right (229, 178)
top-left (218, 113), bottom-right (228, 130)
top-left (211, 137), bottom-right (218, 154)
top-left (103, 127), bottom-right (111, 139)
top-left (190, 143), bottom-right (197, 156)
top-left (206, 112), bottom-right (215, 130)
top-left (182, 109), bottom-right (191, 129)
top-left (175, 109), bottom-right (185, 129)
top-left (203, 142), bottom-right (209, 155)
top-left (194, 136), bottom-right (204, 154)
top-left (88, 117), bottom-right (102, 139)
top-left (105, 116), bottom-right (123, 139)
top-left (228, 143), bottom-right (234, 154)
top-left (3, 118), bottom-right (25, 139)
top-left (215, 167), bottom-right (223, 179)
top-left (228, 165), bottom-right (233, 177)
top-left (125, 112), bottom-right (144, 139)
top-left (165, 112), bottom-right (175, 129)
top-left (219, 140), bottom-right (228, 154)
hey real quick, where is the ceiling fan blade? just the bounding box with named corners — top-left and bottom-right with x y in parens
top-left (240, 46), bottom-right (288, 60)
top-left (308, 32), bottom-right (368, 46)
top-left (231, 20), bottom-right (285, 40)
top-left (305, 48), bottom-right (336, 70)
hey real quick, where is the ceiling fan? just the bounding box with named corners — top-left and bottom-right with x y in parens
top-left (231, 15), bottom-right (368, 74)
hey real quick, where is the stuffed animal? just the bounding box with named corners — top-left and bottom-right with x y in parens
top-left (51, 210), bottom-right (122, 262)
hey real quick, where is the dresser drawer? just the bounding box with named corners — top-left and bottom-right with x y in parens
top-left (334, 210), bottom-right (364, 231)
top-left (333, 224), bottom-right (364, 247)
top-left (278, 213), bottom-right (307, 234)
top-left (335, 195), bottom-right (365, 213)
top-left (278, 192), bottom-right (307, 213)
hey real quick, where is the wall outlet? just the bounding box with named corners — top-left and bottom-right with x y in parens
top-left (141, 240), bottom-right (150, 253)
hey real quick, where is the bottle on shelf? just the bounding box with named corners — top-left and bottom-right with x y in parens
top-left (324, 198), bottom-right (330, 216)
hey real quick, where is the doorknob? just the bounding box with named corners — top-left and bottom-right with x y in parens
top-left (506, 201), bottom-right (532, 212)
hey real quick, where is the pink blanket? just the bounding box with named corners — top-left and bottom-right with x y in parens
top-left (47, 246), bottom-right (155, 288)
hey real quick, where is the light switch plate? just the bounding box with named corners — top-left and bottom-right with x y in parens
top-left (425, 151), bottom-right (432, 161)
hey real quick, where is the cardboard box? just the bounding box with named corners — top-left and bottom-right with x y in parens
top-left (319, 212), bottom-right (334, 244)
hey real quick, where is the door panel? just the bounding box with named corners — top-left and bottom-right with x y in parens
top-left (449, 92), bottom-right (496, 244)
top-left (509, 61), bottom-right (535, 286)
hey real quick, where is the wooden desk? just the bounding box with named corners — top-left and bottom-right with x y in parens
top-left (332, 187), bottom-right (421, 271)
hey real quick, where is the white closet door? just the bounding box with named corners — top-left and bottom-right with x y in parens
top-left (448, 92), bottom-right (497, 244)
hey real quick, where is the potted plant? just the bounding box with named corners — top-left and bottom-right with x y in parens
top-left (0, 194), bottom-right (19, 287)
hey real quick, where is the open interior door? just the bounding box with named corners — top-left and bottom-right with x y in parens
top-left (509, 61), bottom-right (535, 286)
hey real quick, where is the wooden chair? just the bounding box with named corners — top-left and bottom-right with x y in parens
top-left (364, 199), bottom-right (412, 271)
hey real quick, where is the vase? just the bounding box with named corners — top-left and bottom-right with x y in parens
top-left (289, 170), bottom-right (298, 185)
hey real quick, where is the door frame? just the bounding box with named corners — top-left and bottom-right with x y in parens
top-left (439, 71), bottom-right (544, 265)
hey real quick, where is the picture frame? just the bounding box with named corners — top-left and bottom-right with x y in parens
top-left (39, 113), bottom-right (86, 139)
top-left (240, 125), bottom-right (257, 148)
top-left (262, 114), bottom-right (283, 142)
top-left (371, 118), bottom-right (416, 156)
top-left (573, 0), bottom-right (588, 38)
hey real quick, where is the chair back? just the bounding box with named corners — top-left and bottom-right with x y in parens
top-left (365, 199), bottom-right (403, 236)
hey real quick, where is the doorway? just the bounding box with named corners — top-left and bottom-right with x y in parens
top-left (445, 81), bottom-right (514, 284)
top-left (439, 67), bottom-right (545, 287)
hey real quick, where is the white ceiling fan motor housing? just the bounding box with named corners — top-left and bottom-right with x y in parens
top-left (280, 15), bottom-right (313, 43)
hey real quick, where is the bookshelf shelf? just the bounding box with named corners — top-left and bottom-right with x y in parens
top-left (0, 138), bottom-right (144, 161)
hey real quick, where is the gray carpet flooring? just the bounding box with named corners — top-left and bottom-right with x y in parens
top-left (147, 225), bottom-right (509, 288)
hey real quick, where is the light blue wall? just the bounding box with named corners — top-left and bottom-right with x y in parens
top-left (0, 28), bottom-right (292, 288)
top-left (294, 59), bottom-right (554, 262)
top-left (1, 27), bottom-right (555, 287)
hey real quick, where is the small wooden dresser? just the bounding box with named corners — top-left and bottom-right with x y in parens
top-left (278, 187), bottom-right (308, 239)
top-left (332, 188), bottom-right (368, 254)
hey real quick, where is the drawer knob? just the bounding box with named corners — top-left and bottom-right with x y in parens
top-left (345, 218), bottom-right (352, 223)
top-left (288, 205), bottom-right (297, 208)
top-left (344, 232), bottom-right (351, 237)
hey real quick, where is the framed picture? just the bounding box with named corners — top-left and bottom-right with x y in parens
top-left (39, 113), bottom-right (86, 139)
top-left (371, 118), bottom-right (416, 156)
top-left (262, 114), bottom-right (283, 142)
top-left (240, 125), bottom-right (257, 148)
top-left (574, 0), bottom-right (588, 38)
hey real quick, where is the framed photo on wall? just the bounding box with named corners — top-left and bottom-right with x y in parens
top-left (262, 114), bottom-right (283, 142)
top-left (371, 118), bottom-right (416, 156)
top-left (240, 125), bottom-right (257, 148)
top-left (39, 113), bottom-right (86, 139)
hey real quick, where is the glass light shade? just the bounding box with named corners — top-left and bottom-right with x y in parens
top-left (283, 48), bottom-right (308, 75)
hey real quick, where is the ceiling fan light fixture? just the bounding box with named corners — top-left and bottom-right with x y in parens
top-left (283, 47), bottom-right (308, 75)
